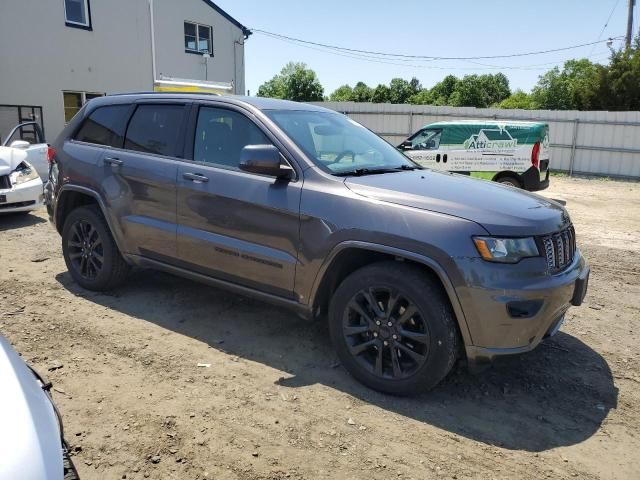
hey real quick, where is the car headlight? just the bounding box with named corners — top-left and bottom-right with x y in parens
top-left (10, 161), bottom-right (39, 185)
top-left (473, 236), bottom-right (539, 263)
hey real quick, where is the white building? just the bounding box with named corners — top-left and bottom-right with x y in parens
top-left (0, 0), bottom-right (250, 142)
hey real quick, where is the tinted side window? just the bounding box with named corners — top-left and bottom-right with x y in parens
top-left (124, 104), bottom-right (184, 156)
top-left (74, 105), bottom-right (131, 147)
top-left (193, 107), bottom-right (271, 168)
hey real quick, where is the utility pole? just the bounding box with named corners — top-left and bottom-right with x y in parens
top-left (626, 0), bottom-right (635, 47)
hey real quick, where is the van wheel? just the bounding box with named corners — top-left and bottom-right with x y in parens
top-left (329, 262), bottom-right (460, 395)
top-left (61, 205), bottom-right (129, 291)
top-left (495, 176), bottom-right (522, 188)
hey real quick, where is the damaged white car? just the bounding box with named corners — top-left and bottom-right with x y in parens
top-left (0, 122), bottom-right (50, 214)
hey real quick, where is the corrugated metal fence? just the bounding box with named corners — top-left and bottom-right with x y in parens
top-left (314, 102), bottom-right (640, 178)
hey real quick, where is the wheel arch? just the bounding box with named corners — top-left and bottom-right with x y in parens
top-left (492, 170), bottom-right (523, 187)
top-left (54, 185), bottom-right (124, 252)
top-left (309, 241), bottom-right (473, 347)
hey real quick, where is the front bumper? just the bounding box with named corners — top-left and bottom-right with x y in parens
top-left (0, 178), bottom-right (45, 213)
top-left (454, 249), bottom-right (589, 363)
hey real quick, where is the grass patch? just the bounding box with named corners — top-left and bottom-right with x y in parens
top-left (470, 172), bottom-right (494, 181)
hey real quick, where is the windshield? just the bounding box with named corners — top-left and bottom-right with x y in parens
top-left (265, 110), bottom-right (420, 175)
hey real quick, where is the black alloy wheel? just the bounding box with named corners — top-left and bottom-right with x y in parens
top-left (66, 219), bottom-right (104, 280)
top-left (343, 286), bottom-right (430, 379)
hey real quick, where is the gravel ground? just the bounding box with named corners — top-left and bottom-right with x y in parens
top-left (0, 176), bottom-right (639, 480)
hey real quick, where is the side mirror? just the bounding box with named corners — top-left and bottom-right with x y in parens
top-left (239, 145), bottom-right (293, 179)
top-left (399, 140), bottom-right (413, 150)
top-left (10, 140), bottom-right (30, 149)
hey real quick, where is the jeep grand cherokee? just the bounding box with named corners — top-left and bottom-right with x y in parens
top-left (46, 94), bottom-right (590, 395)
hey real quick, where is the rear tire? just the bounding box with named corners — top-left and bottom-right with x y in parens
top-left (495, 176), bottom-right (522, 188)
top-left (61, 205), bottom-right (129, 291)
top-left (329, 261), bottom-right (460, 395)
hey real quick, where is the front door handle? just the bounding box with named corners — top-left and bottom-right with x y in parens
top-left (104, 157), bottom-right (123, 166)
top-left (183, 172), bottom-right (209, 183)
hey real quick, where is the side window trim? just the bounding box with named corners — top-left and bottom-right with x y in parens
top-left (184, 102), bottom-right (300, 180)
top-left (121, 102), bottom-right (191, 159)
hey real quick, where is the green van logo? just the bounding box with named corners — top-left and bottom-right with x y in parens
top-left (463, 128), bottom-right (518, 151)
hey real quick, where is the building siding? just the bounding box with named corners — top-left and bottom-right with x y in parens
top-left (0, 0), bottom-right (245, 142)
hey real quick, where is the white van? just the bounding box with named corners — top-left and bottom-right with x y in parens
top-left (399, 120), bottom-right (550, 191)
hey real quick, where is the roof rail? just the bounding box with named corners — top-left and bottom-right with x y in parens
top-left (107, 91), bottom-right (220, 97)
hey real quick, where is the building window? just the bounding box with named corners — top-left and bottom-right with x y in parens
top-left (63, 91), bottom-right (105, 123)
top-left (64, 0), bottom-right (92, 29)
top-left (184, 21), bottom-right (213, 55)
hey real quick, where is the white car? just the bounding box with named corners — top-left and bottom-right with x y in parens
top-left (0, 122), bottom-right (49, 214)
top-left (0, 335), bottom-right (78, 479)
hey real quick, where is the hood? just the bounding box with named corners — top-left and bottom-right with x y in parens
top-left (344, 169), bottom-right (569, 236)
top-left (0, 336), bottom-right (63, 480)
top-left (0, 145), bottom-right (27, 176)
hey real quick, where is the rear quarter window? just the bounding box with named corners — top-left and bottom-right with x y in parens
top-left (74, 105), bottom-right (131, 147)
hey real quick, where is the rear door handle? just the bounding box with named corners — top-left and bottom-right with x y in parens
top-left (104, 157), bottom-right (123, 166)
top-left (183, 172), bottom-right (209, 183)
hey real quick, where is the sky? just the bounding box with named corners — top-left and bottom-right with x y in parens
top-left (214, 0), bottom-right (637, 97)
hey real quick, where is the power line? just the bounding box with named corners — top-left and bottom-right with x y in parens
top-left (252, 28), bottom-right (624, 61)
top-left (589, 0), bottom-right (621, 56)
top-left (256, 30), bottom-right (616, 71)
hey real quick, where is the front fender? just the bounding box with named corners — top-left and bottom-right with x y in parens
top-left (308, 240), bottom-right (474, 347)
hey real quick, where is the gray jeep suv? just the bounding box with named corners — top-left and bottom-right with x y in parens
top-left (47, 93), bottom-right (590, 395)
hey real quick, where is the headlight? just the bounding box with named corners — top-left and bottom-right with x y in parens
top-left (473, 236), bottom-right (539, 263)
top-left (10, 161), bottom-right (39, 185)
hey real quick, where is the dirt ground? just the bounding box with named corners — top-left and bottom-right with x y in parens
top-left (1, 176), bottom-right (639, 480)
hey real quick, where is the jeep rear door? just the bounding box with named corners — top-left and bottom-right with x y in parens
top-left (98, 102), bottom-right (189, 261)
top-left (175, 103), bottom-right (301, 298)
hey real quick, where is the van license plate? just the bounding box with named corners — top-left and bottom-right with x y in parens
top-left (0, 195), bottom-right (6, 203)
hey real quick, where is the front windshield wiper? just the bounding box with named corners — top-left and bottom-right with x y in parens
top-left (334, 168), bottom-right (400, 177)
top-left (334, 165), bottom-right (420, 177)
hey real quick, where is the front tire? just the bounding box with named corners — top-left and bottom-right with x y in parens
top-left (329, 262), bottom-right (460, 395)
top-left (61, 205), bottom-right (129, 291)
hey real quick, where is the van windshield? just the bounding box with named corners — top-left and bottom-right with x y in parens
top-left (265, 110), bottom-right (420, 176)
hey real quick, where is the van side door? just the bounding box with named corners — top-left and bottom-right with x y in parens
top-left (175, 103), bottom-right (301, 298)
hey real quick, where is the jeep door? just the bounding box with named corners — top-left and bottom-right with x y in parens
top-left (175, 104), bottom-right (301, 298)
top-left (98, 102), bottom-right (189, 261)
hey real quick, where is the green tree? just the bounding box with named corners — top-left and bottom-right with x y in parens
top-left (447, 74), bottom-right (511, 108)
top-left (329, 84), bottom-right (354, 101)
top-left (371, 84), bottom-right (392, 103)
top-left (531, 59), bottom-right (601, 110)
top-left (352, 81), bottom-right (373, 102)
top-left (388, 77), bottom-right (422, 104)
top-left (595, 45), bottom-right (640, 110)
top-left (429, 75), bottom-right (460, 105)
top-left (480, 73), bottom-right (511, 106)
top-left (257, 62), bottom-right (324, 102)
top-left (408, 89), bottom-right (433, 105)
top-left (496, 89), bottom-right (536, 109)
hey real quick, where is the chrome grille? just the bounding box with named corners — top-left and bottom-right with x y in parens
top-left (539, 225), bottom-right (576, 273)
